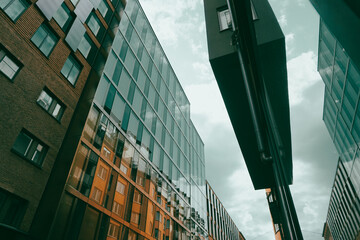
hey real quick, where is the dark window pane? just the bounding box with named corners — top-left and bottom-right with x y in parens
top-left (80, 151), bottom-right (99, 197)
top-left (12, 131), bottom-right (32, 155)
top-left (111, 92), bottom-right (126, 124)
top-left (121, 105), bottom-right (131, 131)
top-left (104, 84), bottom-right (116, 113)
top-left (12, 130), bottom-right (48, 166)
top-left (77, 207), bottom-right (100, 239)
top-left (68, 143), bottom-right (89, 189)
top-left (48, 193), bottom-right (75, 239)
top-left (0, 188), bottom-right (27, 228)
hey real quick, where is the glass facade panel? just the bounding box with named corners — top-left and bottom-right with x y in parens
top-left (132, 87), bottom-right (143, 116)
top-left (331, 43), bottom-right (348, 109)
top-left (118, 67), bottom-right (132, 98)
top-left (111, 92), bottom-right (126, 124)
top-left (319, 21), bottom-right (360, 240)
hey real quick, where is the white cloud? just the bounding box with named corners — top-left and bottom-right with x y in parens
top-left (184, 81), bottom-right (231, 140)
top-left (222, 168), bottom-right (274, 240)
top-left (190, 40), bottom-right (202, 55)
top-left (139, 0), bottom-right (202, 46)
top-left (297, 0), bottom-right (306, 7)
top-left (278, 14), bottom-right (287, 27)
top-left (289, 159), bottom-right (332, 239)
top-left (285, 32), bottom-right (295, 55)
top-left (185, 81), bottom-right (228, 124)
top-left (287, 51), bottom-right (322, 106)
top-left (191, 61), bottom-right (213, 82)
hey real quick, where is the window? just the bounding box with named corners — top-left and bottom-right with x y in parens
top-left (112, 201), bottom-right (122, 215)
top-left (136, 174), bottom-right (144, 186)
top-left (116, 181), bottom-right (125, 194)
top-left (120, 163), bottom-right (128, 174)
top-left (0, 0), bottom-right (28, 22)
top-left (217, 8), bottom-right (232, 31)
top-left (130, 212), bottom-right (140, 224)
top-left (60, 55), bottom-right (82, 85)
top-left (37, 88), bottom-right (65, 121)
top-left (107, 223), bottom-right (118, 238)
top-left (91, 187), bottom-right (102, 203)
top-left (102, 146), bottom-right (111, 159)
top-left (12, 129), bottom-right (48, 166)
top-left (86, 12), bottom-right (102, 36)
top-left (78, 34), bottom-right (93, 58)
top-left (53, 3), bottom-right (74, 32)
top-left (133, 191), bottom-right (142, 203)
top-left (97, 165), bottom-right (107, 180)
top-left (31, 24), bottom-right (58, 57)
top-left (0, 188), bottom-right (28, 228)
top-left (155, 211), bottom-right (162, 223)
top-left (274, 223), bottom-right (280, 233)
top-left (0, 48), bottom-right (20, 80)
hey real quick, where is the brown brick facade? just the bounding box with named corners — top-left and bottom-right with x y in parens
top-left (0, 1), bottom-right (90, 233)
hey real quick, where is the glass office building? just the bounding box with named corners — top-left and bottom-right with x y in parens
top-left (47, 0), bottom-right (208, 239)
top-left (206, 182), bottom-right (244, 240)
top-left (318, 19), bottom-right (360, 239)
top-left (324, 159), bottom-right (360, 239)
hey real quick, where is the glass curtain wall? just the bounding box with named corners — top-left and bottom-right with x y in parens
top-left (50, 0), bottom-right (208, 239)
top-left (319, 19), bottom-right (360, 239)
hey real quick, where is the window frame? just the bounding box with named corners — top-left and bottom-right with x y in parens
top-left (31, 23), bottom-right (59, 57)
top-left (97, 164), bottom-right (108, 180)
top-left (0, 46), bottom-right (22, 81)
top-left (0, 0), bottom-right (29, 22)
top-left (217, 7), bottom-right (232, 31)
top-left (11, 129), bottom-right (48, 167)
top-left (0, 187), bottom-right (28, 228)
top-left (60, 54), bottom-right (82, 86)
top-left (90, 187), bottom-right (102, 203)
top-left (130, 212), bottom-right (140, 225)
top-left (36, 87), bottom-right (66, 121)
top-left (116, 181), bottom-right (125, 194)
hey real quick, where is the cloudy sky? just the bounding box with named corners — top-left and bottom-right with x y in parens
top-left (139, 0), bottom-right (339, 239)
